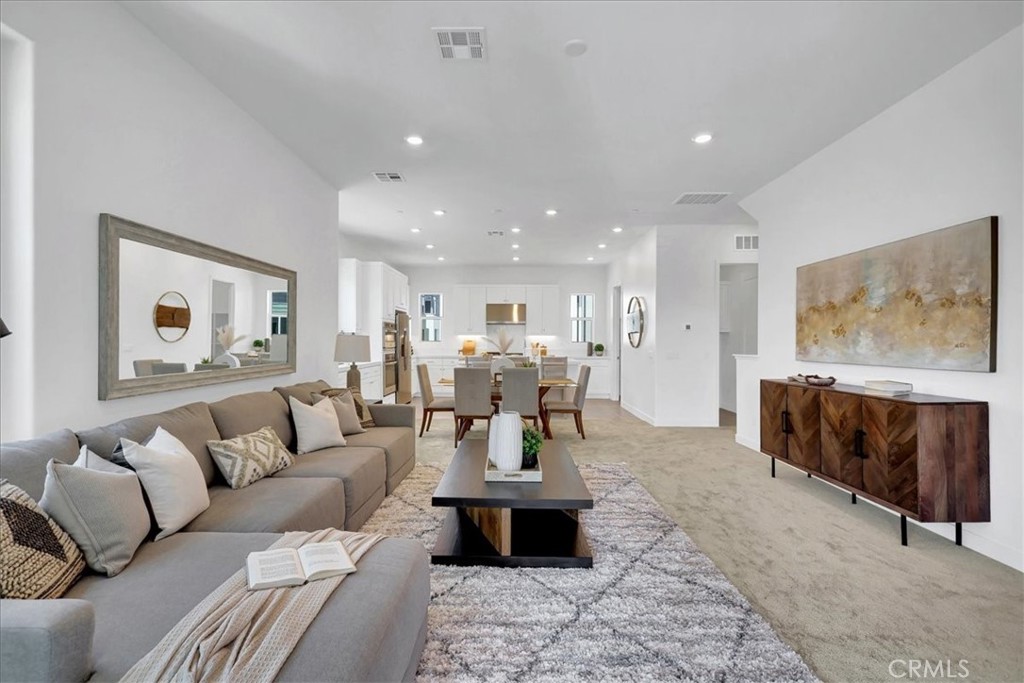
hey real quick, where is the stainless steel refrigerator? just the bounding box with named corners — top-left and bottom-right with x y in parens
top-left (395, 310), bottom-right (412, 404)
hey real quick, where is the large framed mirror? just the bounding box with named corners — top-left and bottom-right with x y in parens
top-left (99, 214), bottom-right (297, 399)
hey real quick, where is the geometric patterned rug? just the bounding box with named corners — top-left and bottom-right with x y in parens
top-left (362, 463), bottom-right (819, 682)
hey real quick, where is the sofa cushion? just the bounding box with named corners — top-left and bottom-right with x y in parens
top-left (63, 531), bottom-right (429, 682)
top-left (1, 480), bottom-right (85, 599)
top-left (39, 451), bottom-right (149, 576)
top-left (76, 403), bottom-right (221, 486)
top-left (343, 427), bottom-right (416, 495)
top-left (289, 396), bottom-right (346, 454)
top-left (206, 426), bottom-right (294, 490)
top-left (312, 390), bottom-right (366, 435)
top-left (273, 380), bottom-right (331, 407)
top-left (184, 477), bottom-right (344, 533)
top-left (273, 447), bottom-right (385, 531)
top-left (207, 391), bottom-right (294, 452)
top-left (0, 428), bottom-right (80, 502)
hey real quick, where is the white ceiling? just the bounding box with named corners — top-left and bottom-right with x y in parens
top-left (123, 1), bottom-right (1021, 266)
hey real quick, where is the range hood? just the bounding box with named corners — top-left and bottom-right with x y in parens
top-left (486, 303), bottom-right (527, 325)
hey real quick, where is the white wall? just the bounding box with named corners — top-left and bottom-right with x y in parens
top-left (403, 264), bottom-right (609, 357)
top-left (0, 1), bottom-right (338, 439)
top-left (738, 28), bottom-right (1023, 570)
top-left (608, 226), bottom-right (758, 426)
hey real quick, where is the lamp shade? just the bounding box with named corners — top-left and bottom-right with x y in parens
top-left (0, 318), bottom-right (10, 338)
top-left (334, 333), bottom-right (370, 363)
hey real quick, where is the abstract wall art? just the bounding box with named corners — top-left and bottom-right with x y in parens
top-left (795, 217), bottom-right (997, 372)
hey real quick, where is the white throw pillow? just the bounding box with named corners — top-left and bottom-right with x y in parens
top-left (289, 396), bottom-right (346, 454)
top-left (120, 427), bottom-right (210, 540)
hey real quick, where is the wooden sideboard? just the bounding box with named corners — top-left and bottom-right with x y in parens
top-left (759, 379), bottom-right (989, 545)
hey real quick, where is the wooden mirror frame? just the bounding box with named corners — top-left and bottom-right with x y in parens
top-left (627, 296), bottom-right (645, 348)
top-left (99, 214), bottom-right (297, 400)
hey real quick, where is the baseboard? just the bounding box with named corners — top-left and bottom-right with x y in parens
top-left (621, 402), bottom-right (655, 425)
top-left (735, 434), bottom-right (759, 452)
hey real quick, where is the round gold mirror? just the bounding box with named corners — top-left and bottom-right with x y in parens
top-left (626, 296), bottom-right (645, 348)
top-left (153, 291), bottom-right (191, 342)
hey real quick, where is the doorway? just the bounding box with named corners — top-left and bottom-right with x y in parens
top-left (211, 280), bottom-right (234, 359)
top-left (612, 285), bottom-right (622, 401)
top-left (718, 264), bottom-right (758, 427)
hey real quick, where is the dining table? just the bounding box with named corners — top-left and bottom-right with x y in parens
top-left (438, 376), bottom-right (576, 439)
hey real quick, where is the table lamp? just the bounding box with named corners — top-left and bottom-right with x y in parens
top-left (334, 333), bottom-right (371, 390)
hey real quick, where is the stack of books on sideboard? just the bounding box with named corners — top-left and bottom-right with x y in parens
top-left (864, 380), bottom-right (913, 396)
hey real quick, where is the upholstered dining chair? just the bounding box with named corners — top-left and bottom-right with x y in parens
top-left (545, 364), bottom-right (591, 439)
top-left (417, 364), bottom-right (454, 437)
top-left (150, 362), bottom-right (188, 375)
top-left (132, 358), bottom-right (162, 377)
top-left (540, 355), bottom-right (569, 404)
top-left (454, 367), bottom-right (494, 446)
top-left (500, 367), bottom-right (539, 428)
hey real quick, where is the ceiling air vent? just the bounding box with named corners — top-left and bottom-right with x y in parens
top-left (373, 172), bottom-right (405, 183)
top-left (735, 235), bottom-right (759, 251)
top-left (487, 230), bottom-right (505, 237)
top-left (434, 28), bottom-right (486, 61)
top-left (673, 192), bottom-right (731, 205)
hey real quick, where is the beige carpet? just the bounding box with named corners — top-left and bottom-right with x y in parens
top-left (413, 401), bottom-right (1024, 683)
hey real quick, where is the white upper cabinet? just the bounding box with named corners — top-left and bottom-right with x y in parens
top-left (451, 285), bottom-right (486, 335)
top-left (486, 286), bottom-right (527, 304)
top-left (525, 285), bottom-right (561, 335)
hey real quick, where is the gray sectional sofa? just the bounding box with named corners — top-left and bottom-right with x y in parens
top-left (0, 380), bottom-right (428, 682)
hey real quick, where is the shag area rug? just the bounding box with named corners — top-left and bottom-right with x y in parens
top-left (362, 462), bottom-right (817, 682)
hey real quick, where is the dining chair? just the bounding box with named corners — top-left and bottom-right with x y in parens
top-left (132, 358), bottom-right (162, 377)
top-left (193, 363), bottom-right (230, 372)
top-left (150, 362), bottom-right (188, 375)
top-left (454, 367), bottom-right (494, 446)
top-left (417, 363), bottom-right (454, 437)
top-left (500, 367), bottom-right (539, 428)
top-left (465, 356), bottom-right (491, 369)
top-left (545, 364), bottom-right (591, 439)
top-left (541, 355), bottom-right (569, 405)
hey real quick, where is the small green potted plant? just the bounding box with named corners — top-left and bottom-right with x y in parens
top-left (594, 343), bottom-right (605, 357)
top-left (521, 423), bottom-right (543, 469)
top-left (199, 356), bottom-right (212, 365)
top-left (252, 339), bottom-right (265, 351)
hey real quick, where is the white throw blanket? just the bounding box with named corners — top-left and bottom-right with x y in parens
top-left (120, 528), bottom-right (384, 683)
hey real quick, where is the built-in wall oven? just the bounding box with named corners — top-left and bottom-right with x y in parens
top-left (382, 321), bottom-right (397, 397)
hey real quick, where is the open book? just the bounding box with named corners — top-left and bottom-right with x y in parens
top-left (246, 541), bottom-right (356, 591)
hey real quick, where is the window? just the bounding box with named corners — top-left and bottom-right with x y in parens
top-left (569, 293), bottom-right (594, 343)
top-left (269, 291), bottom-right (288, 335)
top-left (420, 293), bottom-right (442, 342)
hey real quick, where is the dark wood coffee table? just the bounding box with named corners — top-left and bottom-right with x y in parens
top-left (431, 439), bottom-right (594, 568)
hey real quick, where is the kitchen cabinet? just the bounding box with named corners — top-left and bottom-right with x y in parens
top-left (413, 356), bottom-right (460, 398)
top-left (451, 286), bottom-right (486, 335)
top-left (759, 379), bottom-right (989, 545)
top-left (379, 264), bottom-right (409, 319)
top-left (567, 358), bottom-right (611, 399)
top-left (486, 286), bottom-right (527, 304)
top-left (525, 285), bottom-right (561, 335)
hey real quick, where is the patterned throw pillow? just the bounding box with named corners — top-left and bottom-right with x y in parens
top-left (206, 426), bottom-right (294, 490)
top-left (321, 387), bottom-right (376, 429)
top-left (1, 479), bottom-right (85, 599)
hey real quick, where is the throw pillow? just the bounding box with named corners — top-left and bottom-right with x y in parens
top-left (1, 479), bottom-right (85, 599)
top-left (207, 426), bottom-right (294, 490)
top-left (289, 396), bottom-right (346, 454)
top-left (322, 387), bottom-right (376, 428)
top-left (40, 447), bottom-right (150, 576)
top-left (120, 427), bottom-right (210, 540)
top-left (311, 390), bottom-right (366, 436)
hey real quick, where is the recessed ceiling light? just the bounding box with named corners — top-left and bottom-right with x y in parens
top-left (437, 256), bottom-right (445, 261)
top-left (564, 39), bottom-right (588, 57)
top-left (545, 209), bottom-right (558, 216)
top-left (691, 132), bottom-right (714, 144)
top-left (511, 227), bottom-right (521, 233)
top-left (511, 244), bottom-right (520, 250)
top-left (425, 244), bottom-right (435, 249)
top-left (405, 135), bottom-right (424, 146)
top-left (410, 227), bottom-right (421, 233)
top-left (612, 226), bottom-right (623, 233)
top-left (512, 256), bottom-right (520, 262)
top-left (586, 256), bottom-right (595, 262)
top-left (598, 243), bottom-right (607, 249)
top-left (433, 209), bottom-right (446, 216)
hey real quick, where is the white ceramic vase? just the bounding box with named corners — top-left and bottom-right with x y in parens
top-left (489, 411), bottom-right (523, 471)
